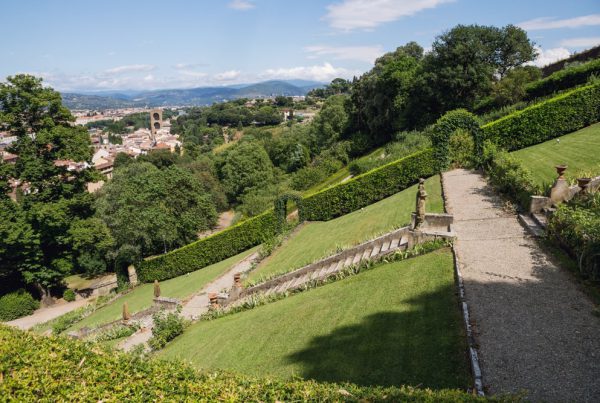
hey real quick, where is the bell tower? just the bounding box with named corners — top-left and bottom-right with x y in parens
top-left (150, 109), bottom-right (162, 140)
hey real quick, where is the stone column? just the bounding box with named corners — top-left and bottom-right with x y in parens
top-left (414, 178), bottom-right (427, 229)
top-left (577, 177), bottom-right (591, 195)
top-left (208, 292), bottom-right (219, 309)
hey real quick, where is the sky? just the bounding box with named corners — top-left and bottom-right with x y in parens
top-left (1, 0), bottom-right (599, 92)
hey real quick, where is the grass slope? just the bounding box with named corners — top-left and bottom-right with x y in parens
top-left (160, 249), bottom-right (469, 390)
top-left (512, 122), bottom-right (600, 186)
top-left (69, 247), bottom-right (258, 330)
top-left (248, 176), bottom-right (442, 283)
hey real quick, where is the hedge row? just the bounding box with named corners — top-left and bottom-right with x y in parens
top-left (525, 58), bottom-right (600, 100)
top-left (0, 325), bottom-right (490, 401)
top-left (302, 149), bottom-right (436, 221)
top-left (0, 290), bottom-right (39, 321)
top-left (137, 210), bottom-right (278, 282)
top-left (482, 82), bottom-right (600, 151)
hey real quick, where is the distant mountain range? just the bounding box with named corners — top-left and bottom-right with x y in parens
top-left (61, 80), bottom-right (324, 110)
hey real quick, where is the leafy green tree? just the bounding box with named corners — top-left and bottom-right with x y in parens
top-left (312, 95), bottom-right (349, 148)
top-left (0, 75), bottom-right (97, 300)
top-left (218, 141), bottom-right (274, 203)
top-left (254, 106), bottom-right (283, 126)
top-left (68, 217), bottom-right (115, 277)
top-left (96, 162), bottom-right (217, 262)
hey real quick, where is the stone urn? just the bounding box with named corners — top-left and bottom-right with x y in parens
top-left (555, 165), bottom-right (567, 179)
top-left (577, 177), bottom-right (591, 193)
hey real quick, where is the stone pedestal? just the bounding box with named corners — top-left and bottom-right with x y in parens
top-left (127, 265), bottom-right (138, 286)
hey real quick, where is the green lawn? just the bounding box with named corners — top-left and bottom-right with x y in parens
top-left (159, 249), bottom-right (469, 389)
top-left (68, 247), bottom-right (258, 330)
top-left (512, 122), bottom-right (600, 186)
top-left (247, 176), bottom-right (442, 283)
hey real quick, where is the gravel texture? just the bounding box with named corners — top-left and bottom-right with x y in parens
top-left (443, 169), bottom-right (600, 402)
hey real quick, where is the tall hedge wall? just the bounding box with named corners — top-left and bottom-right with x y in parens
top-left (482, 82), bottom-right (600, 151)
top-left (525, 58), bottom-right (600, 100)
top-left (137, 210), bottom-right (277, 282)
top-left (302, 149), bottom-right (436, 221)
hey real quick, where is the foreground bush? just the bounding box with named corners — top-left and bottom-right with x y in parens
top-left (302, 149), bottom-right (436, 221)
top-left (0, 325), bottom-right (499, 401)
top-left (137, 211), bottom-right (278, 283)
top-left (525, 59), bottom-right (600, 100)
top-left (548, 193), bottom-right (600, 280)
top-left (148, 310), bottom-right (187, 350)
top-left (482, 83), bottom-right (600, 151)
top-left (0, 290), bottom-right (39, 321)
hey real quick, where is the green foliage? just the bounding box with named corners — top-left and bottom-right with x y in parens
top-left (218, 141), bottom-right (274, 203)
top-left (482, 83), bottom-right (600, 151)
top-left (148, 310), bottom-right (187, 350)
top-left (348, 131), bottom-right (431, 175)
top-left (482, 142), bottom-right (540, 209)
top-left (93, 322), bottom-right (140, 342)
top-left (274, 192), bottom-right (304, 230)
top-left (137, 211), bottom-right (278, 282)
top-left (448, 129), bottom-right (476, 168)
top-left (0, 325), bottom-right (494, 401)
top-left (68, 217), bottom-right (114, 277)
top-left (526, 58), bottom-right (600, 100)
top-left (475, 66), bottom-right (541, 112)
top-left (51, 305), bottom-right (95, 334)
top-left (431, 109), bottom-right (482, 170)
top-left (0, 290), bottom-right (39, 321)
top-left (96, 162), bottom-right (217, 262)
top-left (302, 149), bottom-right (436, 221)
top-left (548, 193), bottom-right (600, 280)
top-left (63, 289), bottom-right (76, 302)
top-left (311, 95), bottom-right (349, 148)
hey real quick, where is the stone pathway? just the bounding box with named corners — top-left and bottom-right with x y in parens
top-left (443, 169), bottom-right (600, 402)
top-left (6, 298), bottom-right (89, 330)
top-left (118, 251), bottom-right (259, 351)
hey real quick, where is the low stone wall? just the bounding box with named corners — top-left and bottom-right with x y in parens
top-left (530, 174), bottom-right (600, 214)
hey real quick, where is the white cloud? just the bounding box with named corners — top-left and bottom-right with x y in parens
top-left (304, 45), bottom-right (384, 64)
top-left (529, 46), bottom-right (571, 67)
top-left (324, 0), bottom-right (452, 31)
top-left (214, 70), bottom-right (241, 81)
top-left (228, 0), bottom-right (254, 10)
top-left (559, 37), bottom-right (600, 48)
top-left (104, 64), bottom-right (155, 75)
top-left (518, 14), bottom-right (600, 31)
top-left (261, 62), bottom-right (357, 82)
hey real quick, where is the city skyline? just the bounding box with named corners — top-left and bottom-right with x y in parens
top-left (2, 0), bottom-right (599, 91)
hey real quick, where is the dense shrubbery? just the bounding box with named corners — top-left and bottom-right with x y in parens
top-left (137, 211), bottom-right (278, 282)
top-left (348, 131), bottom-right (431, 176)
top-left (548, 193), bottom-right (600, 280)
top-left (63, 289), bottom-right (76, 302)
top-left (0, 325), bottom-right (492, 401)
top-left (525, 59), bottom-right (600, 100)
top-left (482, 83), bottom-right (600, 151)
top-left (431, 110), bottom-right (482, 170)
top-left (148, 310), bottom-right (187, 350)
top-left (0, 290), bottom-right (39, 321)
top-left (302, 149), bottom-right (436, 221)
top-left (481, 142), bottom-right (540, 209)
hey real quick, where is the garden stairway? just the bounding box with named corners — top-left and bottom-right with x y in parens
top-left (226, 216), bottom-right (455, 308)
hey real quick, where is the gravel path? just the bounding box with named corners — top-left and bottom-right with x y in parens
top-left (443, 169), bottom-right (600, 402)
top-left (6, 299), bottom-right (89, 330)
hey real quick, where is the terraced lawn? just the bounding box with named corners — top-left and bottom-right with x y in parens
top-left (512, 122), bottom-right (600, 186)
top-left (247, 176), bottom-right (442, 283)
top-left (68, 247), bottom-right (258, 331)
top-left (160, 249), bottom-right (469, 389)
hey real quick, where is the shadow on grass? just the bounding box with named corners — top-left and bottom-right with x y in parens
top-left (286, 284), bottom-right (469, 389)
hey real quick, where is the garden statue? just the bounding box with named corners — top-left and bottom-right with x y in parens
top-left (415, 178), bottom-right (427, 229)
top-left (550, 165), bottom-right (569, 205)
top-left (154, 280), bottom-right (161, 298)
top-left (122, 302), bottom-right (131, 321)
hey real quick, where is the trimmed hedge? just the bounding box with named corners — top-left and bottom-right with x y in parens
top-left (302, 149), bottom-right (436, 221)
top-left (482, 83), bottom-right (600, 151)
top-left (0, 290), bottom-right (39, 321)
top-left (0, 325), bottom-right (492, 401)
top-left (431, 109), bottom-right (482, 170)
top-left (525, 58), bottom-right (600, 100)
top-left (137, 211), bottom-right (278, 282)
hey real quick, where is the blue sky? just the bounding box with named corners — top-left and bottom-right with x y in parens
top-left (2, 0), bottom-right (599, 91)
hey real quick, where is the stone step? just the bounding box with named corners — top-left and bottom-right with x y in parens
top-left (360, 248), bottom-right (372, 261)
top-left (532, 212), bottom-right (548, 228)
top-left (319, 262), bottom-right (336, 278)
top-left (518, 214), bottom-right (544, 237)
top-left (379, 239), bottom-right (392, 253)
top-left (399, 236), bottom-right (408, 247)
top-left (389, 237), bottom-right (400, 249)
top-left (343, 255), bottom-right (354, 267)
top-left (325, 259), bottom-right (343, 276)
top-left (352, 251), bottom-right (363, 265)
top-left (370, 243), bottom-right (382, 258)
